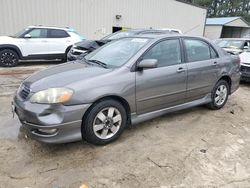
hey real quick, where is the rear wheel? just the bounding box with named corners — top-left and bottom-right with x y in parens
top-left (208, 80), bottom-right (229, 110)
top-left (0, 49), bottom-right (19, 67)
top-left (82, 99), bottom-right (127, 145)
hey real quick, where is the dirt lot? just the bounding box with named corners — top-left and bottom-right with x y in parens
top-left (1, 62), bottom-right (250, 188)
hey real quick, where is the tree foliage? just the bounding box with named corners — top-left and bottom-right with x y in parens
top-left (183, 0), bottom-right (250, 22)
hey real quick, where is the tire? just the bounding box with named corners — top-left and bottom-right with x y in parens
top-left (0, 49), bottom-right (19, 67)
top-left (82, 99), bottom-right (127, 145)
top-left (62, 46), bottom-right (72, 62)
top-left (207, 80), bottom-right (229, 110)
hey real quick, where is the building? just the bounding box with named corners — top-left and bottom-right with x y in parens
top-left (205, 17), bottom-right (250, 39)
top-left (0, 0), bottom-right (207, 39)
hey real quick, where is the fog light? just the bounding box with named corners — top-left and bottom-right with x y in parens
top-left (38, 128), bottom-right (58, 134)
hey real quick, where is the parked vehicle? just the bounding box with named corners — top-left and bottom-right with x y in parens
top-left (67, 29), bottom-right (179, 61)
top-left (158, 28), bottom-right (182, 34)
top-left (239, 50), bottom-right (250, 81)
top-left (13, 34), bottom-right (241, 145)
top-left (0, 26), bottom-right (85, 67)
top-left (244, 34), bottom-right (250, 38)
top-left (215, 38), bottom-right (250, 55)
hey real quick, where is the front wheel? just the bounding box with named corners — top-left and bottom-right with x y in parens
top-left (208, 80), bottom-right (229, 110)
top-left (0, 49), bottom-right (19, 67)
top-left (82, 99), bottom-right (127, 145)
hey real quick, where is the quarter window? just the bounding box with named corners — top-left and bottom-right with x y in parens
top-left (143, 39), bottom-right (182, 67)
top-left (27, 28), bottom-right (48, 38)
top-left (210, 47), bottom-right (218, 59)
top-left (49, 29), bottom-right (69, 38)
top-left (184, 39), bottom-right (211, 62)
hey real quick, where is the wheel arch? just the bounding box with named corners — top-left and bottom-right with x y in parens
top-left (65, 45), bottom-right (72, 54)
top-left (0, 44), bottom-right (23, 58)
top-left (218, 75), bottom-right (232, 93)
top-left (82, 95), bottom-right (131, 126)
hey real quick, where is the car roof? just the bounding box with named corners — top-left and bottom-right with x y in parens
top-left (114, 29), bottom-right (180, 34)
top-left (129, 33), bottom-right (201, 40)
top-left (217, 38), bottom-right (250, 41)
top-left (28, 25), bottom-right (73, 31)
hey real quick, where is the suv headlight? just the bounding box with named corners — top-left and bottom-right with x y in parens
top-left (30, 88), bottom-right (73, 104)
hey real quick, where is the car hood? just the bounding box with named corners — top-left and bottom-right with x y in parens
top-left (23, 61), bottom-right (113, 92)
top-left (240, 51), bottom-right (250, 64)
top-left (75, 40), bottom-right (109, 51)
top-left (0, 36), bottom-right (16, 44)
top-left (223, 47), bottom-right (242, 54)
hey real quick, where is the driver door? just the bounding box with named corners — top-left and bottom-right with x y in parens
top-left (136, 39), bottom-right (187, 114)
top-left (19, 28), bottom-right (50, 57)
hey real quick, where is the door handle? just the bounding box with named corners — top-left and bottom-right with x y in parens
top-left (41, 40), bottom-right (48, 42)
top-left (213, 61), bottom-right (218, 66)
top-left (176, 67), bottom-right (186, 73)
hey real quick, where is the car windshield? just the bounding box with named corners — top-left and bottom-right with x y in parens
top-left (102, 31), bottom-right (136, 40)
top-left (11, 28), bottom-right (30, 38)
top-left (84, 37), bottom-right (150, 67)
top-left (216, 40), bottom-right (244, 49)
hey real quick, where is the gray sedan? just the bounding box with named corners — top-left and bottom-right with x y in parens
top-left (13, 34), bottom-right (241, 145)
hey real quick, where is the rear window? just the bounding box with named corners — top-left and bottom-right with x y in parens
top-left (184, 39), bottom-right (211, 62)
top-left (49, 29), bottom-right (69, 38)
top-left (103, 31), bottom-right (136, 40)
top-left (216, 40), bottom-right (244, 49)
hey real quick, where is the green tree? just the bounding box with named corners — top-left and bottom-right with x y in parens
top-left (183, 0), bottom-right (250, 23)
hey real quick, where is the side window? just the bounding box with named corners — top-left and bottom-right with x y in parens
top-left (184, 39), bottom-right (211, 62)
top-left (27, 29), bottom-right (48, 38)
top-left (210, 47), bottom-right (218, 59)
top-left (49, 29), bottom-right (69, 38)
top-left (143, 39), bottom-right (182, 67)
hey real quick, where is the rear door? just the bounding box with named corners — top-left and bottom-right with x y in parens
top-left (46, 29), bottom-right (72, 55)
top-left (136, 38), bottom-right (187, 114)
top-left (183, 38), bottom-right (221, 101)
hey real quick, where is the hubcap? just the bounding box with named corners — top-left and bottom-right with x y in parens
top-left (215, 85), bottom-right (227, 106)
top-left (93, 107), bottom-right (122, 139)
top-left (1, 52), bottom-right (17, 66)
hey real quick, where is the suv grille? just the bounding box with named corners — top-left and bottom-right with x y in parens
top-left (19, 85), bottom-right (31, 100)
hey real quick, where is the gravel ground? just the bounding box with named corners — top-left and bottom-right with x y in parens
top-left (0, 62), bottom-right (250, 188)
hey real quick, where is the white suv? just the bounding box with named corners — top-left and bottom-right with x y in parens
top-left (0, 26), bottom-right (85, 67)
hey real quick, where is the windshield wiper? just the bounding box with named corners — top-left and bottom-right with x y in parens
top-left (88, 59), bottom-right (108, 68)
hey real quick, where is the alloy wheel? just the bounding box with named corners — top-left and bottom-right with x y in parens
top-left (0, 52), bottom-right (17, 66)
top-left (215, 84), bottom-right (228, 106)
top-left (93, 107), bottom-right (122, 139)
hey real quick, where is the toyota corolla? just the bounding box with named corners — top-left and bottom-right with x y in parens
top-left (13, 34), bottom-right (241, 145)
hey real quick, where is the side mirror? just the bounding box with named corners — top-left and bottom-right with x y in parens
top-left (24, 34), bottom-right (31, 38)
top-left (243, 46), bottom-right (249, 50)
top-left (137, 59), bottom-right (158, 70)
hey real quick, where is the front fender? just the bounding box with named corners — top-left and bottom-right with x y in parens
top-left (0, 44), bottom-right (23, 58)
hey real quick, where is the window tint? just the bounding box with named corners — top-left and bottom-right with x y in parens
top-left (184, 39), bottom-right (211, 62)
top-left (143, 39), bottom-right (182, 67)
top-left (49, 29), bottom-right (69, 38)
top-left (210, 47), bottom-right (218, 59)
top-left (27, 29), bottom-right (47, 38)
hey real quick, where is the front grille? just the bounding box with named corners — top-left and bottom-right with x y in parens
top-left (75, 46), bottom-right (86, 50)
top-left (71, 50), bottom-right (82, 55)
top-left (19, 85), bottom-right (31, 100)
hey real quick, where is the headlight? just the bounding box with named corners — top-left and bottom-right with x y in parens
top-left (30, 88), bottom-right (73, 104)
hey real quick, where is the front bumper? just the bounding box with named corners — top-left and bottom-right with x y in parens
top-left (13, 96), bottom-right (91, 144)
top-left (67, 49), bottom-right (87, 61)
top-left (240, 64), bottom-right (250, 81)
top-left (67, 51), bottom-right (78, 61)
